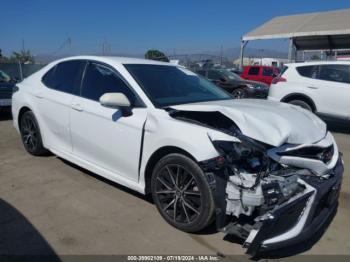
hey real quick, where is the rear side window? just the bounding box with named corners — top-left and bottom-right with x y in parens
top-left (296, 65), bottom-right (318, 79)
top-left (248, 67), bottom-right (260, 76)
top-left (262, 67), bottom-right (273, 76)
top-left (318, 65), bottom-right (350, 84)
top-left (81, 62), bottom-right (139, 105)
top-left (42, 60), bottom-right (86, 95)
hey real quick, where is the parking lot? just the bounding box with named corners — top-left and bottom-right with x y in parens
top-left (0, 110), bottom-right (349, 257)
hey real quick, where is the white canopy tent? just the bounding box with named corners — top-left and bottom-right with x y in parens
top-left (240, 8), bottom-right (350, 68)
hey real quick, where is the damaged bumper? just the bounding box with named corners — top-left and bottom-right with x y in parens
top-left (246, 157), bottom-right (343, 256)
top-left (200, 156), bottom-right (344, 257)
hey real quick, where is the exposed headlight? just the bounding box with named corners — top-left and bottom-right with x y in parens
top-left (246, 84), bottom-right (256, 89)
top-left (247, 84), bottom-right (265, 89)
top-left (211, 136), bottom-right (269, 173)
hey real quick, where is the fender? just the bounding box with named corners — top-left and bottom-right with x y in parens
top-left (281, 93), bottom-right (317, 112)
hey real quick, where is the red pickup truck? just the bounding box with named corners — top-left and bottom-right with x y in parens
top-left (240, 66), bottom-right (280, 85)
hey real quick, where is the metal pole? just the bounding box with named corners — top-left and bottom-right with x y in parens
top-left (239, 39), bottom-right (247, 70)
top-left (18, 60), bottom-right (23, 81)
top-left (288, 38), bottom-right (294, 62)
top-left (220, 44), bottom-right (223, 66)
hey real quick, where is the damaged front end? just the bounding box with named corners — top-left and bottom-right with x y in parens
top-left (169, 109), bottom-right (344, 257)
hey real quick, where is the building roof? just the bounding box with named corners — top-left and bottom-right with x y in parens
top-left (242, 8), bottom-right (350, 50)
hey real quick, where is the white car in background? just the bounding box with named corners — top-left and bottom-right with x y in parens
top-left (12, 56), bottom-right (343, 257)
top-left (268, 61), bottom-right (350, 121)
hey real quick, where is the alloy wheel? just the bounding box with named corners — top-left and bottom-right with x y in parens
top-left (154, 164), bottom-right (202, 224)
top-left (21, 114), bottom-right (39, 152)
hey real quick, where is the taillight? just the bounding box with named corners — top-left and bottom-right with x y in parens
top-left (12, 85), bottom-right (19, 94)
top-left (272, 77), bottom-right (286, 84)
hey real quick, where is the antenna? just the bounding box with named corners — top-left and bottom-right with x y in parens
top-left (51, 38), bottom-right (72, 55)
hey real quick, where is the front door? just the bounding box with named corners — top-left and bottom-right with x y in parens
top-left (70, 61), bottom-right (147, 181)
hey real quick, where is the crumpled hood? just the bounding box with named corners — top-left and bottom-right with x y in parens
top-left (171, 99), bottom-right (327, 147)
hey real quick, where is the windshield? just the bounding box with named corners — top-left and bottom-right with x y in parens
top-left (217, 69), bottom-right (242, 80)
top-left (124, 64), bottom-right (232, 107)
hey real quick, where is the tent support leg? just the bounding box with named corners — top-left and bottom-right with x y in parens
top-left (288, 38), bottom-right (295, 62)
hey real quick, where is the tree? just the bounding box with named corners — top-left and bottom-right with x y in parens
top-left (11, 50), bottom-right (35, 64)
top-left (145, 49), bottom-right (169, 62)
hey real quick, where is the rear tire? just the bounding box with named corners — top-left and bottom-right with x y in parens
top-left (19, 111), bottom-right (48, 156)
top-left (288, 99), bottom-right (313, 112)
top-left (151, 153), bottom-right (215, 233)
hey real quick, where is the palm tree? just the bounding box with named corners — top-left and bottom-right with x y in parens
top-left (12, 50), bottom-right (35, 64)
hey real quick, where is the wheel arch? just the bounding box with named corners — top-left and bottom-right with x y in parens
top-left (17, 105), bottom-right (48, 148)
top-left (281, 93), bottom-right (317, 112)
top-left (18, 106), bottom-right (33, 129)
top-left (144, 146), bottom-right (197, 195)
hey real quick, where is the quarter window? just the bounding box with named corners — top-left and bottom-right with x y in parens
top-left (318, 65), bottom-right (350, 84)
top-left (296, 65), bottom-right (319, 79)
top-left (42, 60), bottom-right (85, 95)
top-left (248, 67), bottom-right (260, 76)
top-left (81, 62), bottom-right (138, 105)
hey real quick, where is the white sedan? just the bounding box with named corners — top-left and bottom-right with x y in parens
top-left (12, 56), bottom-right (343, 257)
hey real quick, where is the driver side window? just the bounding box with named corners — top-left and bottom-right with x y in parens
top-left (81, 62), bottom-right (140, 106)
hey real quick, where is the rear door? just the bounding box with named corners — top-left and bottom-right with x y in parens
top-left (245, 66), bottom-right (261, 82)
top-left (262, 67), bottom-right (275, 85)
top-left (38, 60), bottom-right (86, 153)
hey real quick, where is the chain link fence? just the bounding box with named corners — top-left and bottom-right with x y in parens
top-left (0, 63), bottom-right (46, 80)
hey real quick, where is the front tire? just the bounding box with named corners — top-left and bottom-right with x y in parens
top-left (151, 153), bottom-right (215, 233)
top-left (232, 88), bottom-right (246, 99)
top-left (19, 111), bottom-right (48, 156)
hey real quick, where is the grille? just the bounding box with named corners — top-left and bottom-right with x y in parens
top-left (266, 195), bottom-right (309, 239)
top-left (313, 182), bottom-right (341, 218)
top-left (278, 145), bottom-right (334, 164)
top-left (0, 89), bottom-right (13, 99)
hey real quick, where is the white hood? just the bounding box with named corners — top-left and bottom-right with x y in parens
top-left (171, 99), bottom-right (327, 147)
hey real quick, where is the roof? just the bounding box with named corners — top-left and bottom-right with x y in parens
top-left (52, 55), bottom-right (175, 66)
top-left (243, 8), bottom-right (350, 50)
top-left (286, 60), bottom-right (350, 67)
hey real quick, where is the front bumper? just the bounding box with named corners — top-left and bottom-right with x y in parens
top-left (246, 88), bottom-right (268, 99)
top-left (246, 157), bottom-right (344, 257)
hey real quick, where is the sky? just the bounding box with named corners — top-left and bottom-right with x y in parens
top-left (1, 0), bottom-right (350, 57)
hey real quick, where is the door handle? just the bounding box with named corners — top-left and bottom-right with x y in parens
top-left (35, 93), bottom-right (44, 99)
top-left (307, 86), bottom-right (318, 89)
top-left (71, 103), bottom-right (83, 111)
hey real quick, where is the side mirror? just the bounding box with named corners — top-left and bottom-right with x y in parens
top-left (99, 93), bottom-right (132, 117)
